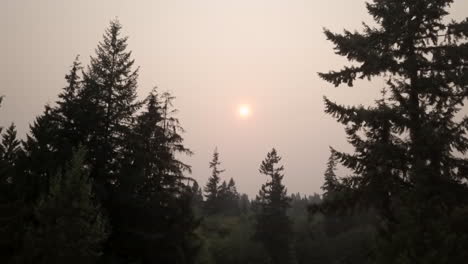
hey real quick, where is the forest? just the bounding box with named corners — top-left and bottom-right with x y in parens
top-left (1, 0), bottom-right (468, 263)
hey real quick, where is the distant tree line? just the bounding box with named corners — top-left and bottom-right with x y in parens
top-left (1, 0), bottom-right (467, 263)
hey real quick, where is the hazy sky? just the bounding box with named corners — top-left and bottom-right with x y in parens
top-left (1, 0), bottom-right (467, 196)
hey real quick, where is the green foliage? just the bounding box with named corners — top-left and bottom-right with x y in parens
top-left (197, 214), bottom-right (269, 264)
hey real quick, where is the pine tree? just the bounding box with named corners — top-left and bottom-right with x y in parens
top-left (190, 181), bottom-right (204, 214)
top-left (319, 0), bottom-right (468, 262)
top-left (321, 151), bottom-right (339, 201)
top-left (239, 193), bottom-right (251, 215)
top-left (54, 56), bottom-right (87, 160)
top-left (22, 148), bottom-right (108, 264)
top-left (224, 178), bottom-right (240, 215)
top-left (204, 148), bottom-right (224, 215)
top-left (0, 123), bottom-right (26, 263)
top-left (80, 19), bottom-right (141, 189)
top-left (254, 148), bottom-right (294, 264)
top-left (191, 181), bottom-right (204, 204)
top-left (0, 124), bottom-right (21, 190)
top-left (22, 106), bottom-right (63, 203)
top-left (21, 57), bottom-right (87, 204)
top-left (108, 88), bottom-right (199, 264)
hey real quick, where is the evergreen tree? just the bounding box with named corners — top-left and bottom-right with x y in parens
top-left (21, 57), bottom-right (86, 202)
top-left (22, 106), bottom-right (63, 203)
top-left (254, 148), bottom-right (294, 264)
top-left (80, 19), bottom-right (141, 190)
top-left (239, 193), bottom-right (251, 215)
top-left (321, 151), bottom-right (338, 200)
top-left (204, 148), bottom-right (224, 214)
top-left (0, 123), bottom-right (26, 263)
top-left (21, 148), bottom-right (108, 264)
top-left (318, 0), bottom-right (468, 262)
top-left (53, 56), bottom-right (87, 161)
top-left (108, 88), bottom-right (199, 264)
top-left (224, 178), bottom-right (240, 215)
top-left (190, 181), bottom-right (204, 214)
top-left (0, 124), bottom-right (21, 190)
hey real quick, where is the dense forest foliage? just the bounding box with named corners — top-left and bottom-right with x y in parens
top-left (1, 0), bottom-right (467, 263)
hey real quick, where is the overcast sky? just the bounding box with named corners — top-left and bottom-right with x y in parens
top-left (1, 0), bottom-right (467, 196)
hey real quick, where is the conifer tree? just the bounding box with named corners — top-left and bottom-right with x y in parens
top-left (109, 88), bottom-right (199, 264)
top-left (0, 123), bottom-right (26, 263)
top-left (204, 148), bottom-right (224, 214)
top-left (227, 178), bottom-right (239, 200)
top-left (22, 106), bottom-right (63, 202)
top-left (22, 57), bottom-right (86, 197)
top-left (0, 124), bottom-right (21, 189)
top-left (321, 151), bottom-right (339, 201)
top-left (239, 193), bottom-right (251, 215)
top-left (318, 0), bottom-right (468, 262)
top-left (80, 19), bottom-right (141, 188)
top-left (54, 56), bottom-right (87, 160)
top-left (22, 148), bottom-right (108, 264)
top-left (224, 178), bottom-right (240, 215)
top-left (191, 181), bottom-right (204, 204)
top-left (254, 148), bottom-right (294, 264)
top-left (190, 181), bottom-right (204, 214)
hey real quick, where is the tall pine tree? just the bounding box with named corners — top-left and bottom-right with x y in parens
top-left (80, 19), bottom-right (140, 192)
top-left (254, 148), bottom-right (294, 264)
top-left (0, 120), bottom-right (27, 263)
top-left (107, 88), bottom-right (199, 264)
top-left (318, 0), bottom-right (468, 262)
top-left (204, 148), bottom-right (224, 215)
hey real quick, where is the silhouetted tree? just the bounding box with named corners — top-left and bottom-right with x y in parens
top-left (254, 148), bottom-right (295, 264)
top-left (80, 19), bottom-right (140, 194)
top-left (191, 181), bottom-right (204, 205)
top-left (226, 178), bottom-right (240, 213)
top-left (0, 124), bottom-right (21, 190)
top-left (0, 122), bottom-right (27, 263)
top-left (21, 148), bottom-right (108, 264)
top-left (321, 152), bottom-right (339, 201)
top-left (22, 106), bottom-right (62, 202)
top-left (217, 178), bottom-right (240, 215)
top-left (107, 88), bottom-right (199, 264)
top-left (319, 0), bottom-right (468, 262)
top-left (204, 148), bottom-right (224, 215)
top-left (239, 193), bottom-right (251, 215)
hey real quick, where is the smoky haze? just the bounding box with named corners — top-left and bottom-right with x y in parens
top-left (1, 0), bottom-right (467, 196)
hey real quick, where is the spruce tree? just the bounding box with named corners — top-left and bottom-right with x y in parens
top-left (204, 148), bottom-right (224, 215)
top-left (109, 88), bottom-right (199, 264)
top-left (22, 148), bottom-right (108, 264)
top-left (319, 0), bottom-right (468, 262)
top-left (80, 19), bottom-right (140, 189)
top-left (54, 56), bottom-right (87, 161)
top-left (0, 124), bottom-right (21, 190)
top-left (254, 148), bottom-right (294, 264)
top-left (225, 178), bottom-right (240, 215)
top-left (21, 57), bottom-right (86, 203)
top-left (239, 193), bottom-right (251, 215)
top-left (22, 106), bottom-right (63, 202)
top-left (321, 151), bottom-right (339, 201)
top-left (190, 181), bottom-right (204, 214)
top-left (0, 123), bottom-right (25, 263)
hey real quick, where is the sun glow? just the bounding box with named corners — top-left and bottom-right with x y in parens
top-left (239, 105), bottom-right (251, 118)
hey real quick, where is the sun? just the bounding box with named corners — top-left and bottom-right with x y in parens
top-left (239, 105), bottom-right (251, 118)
